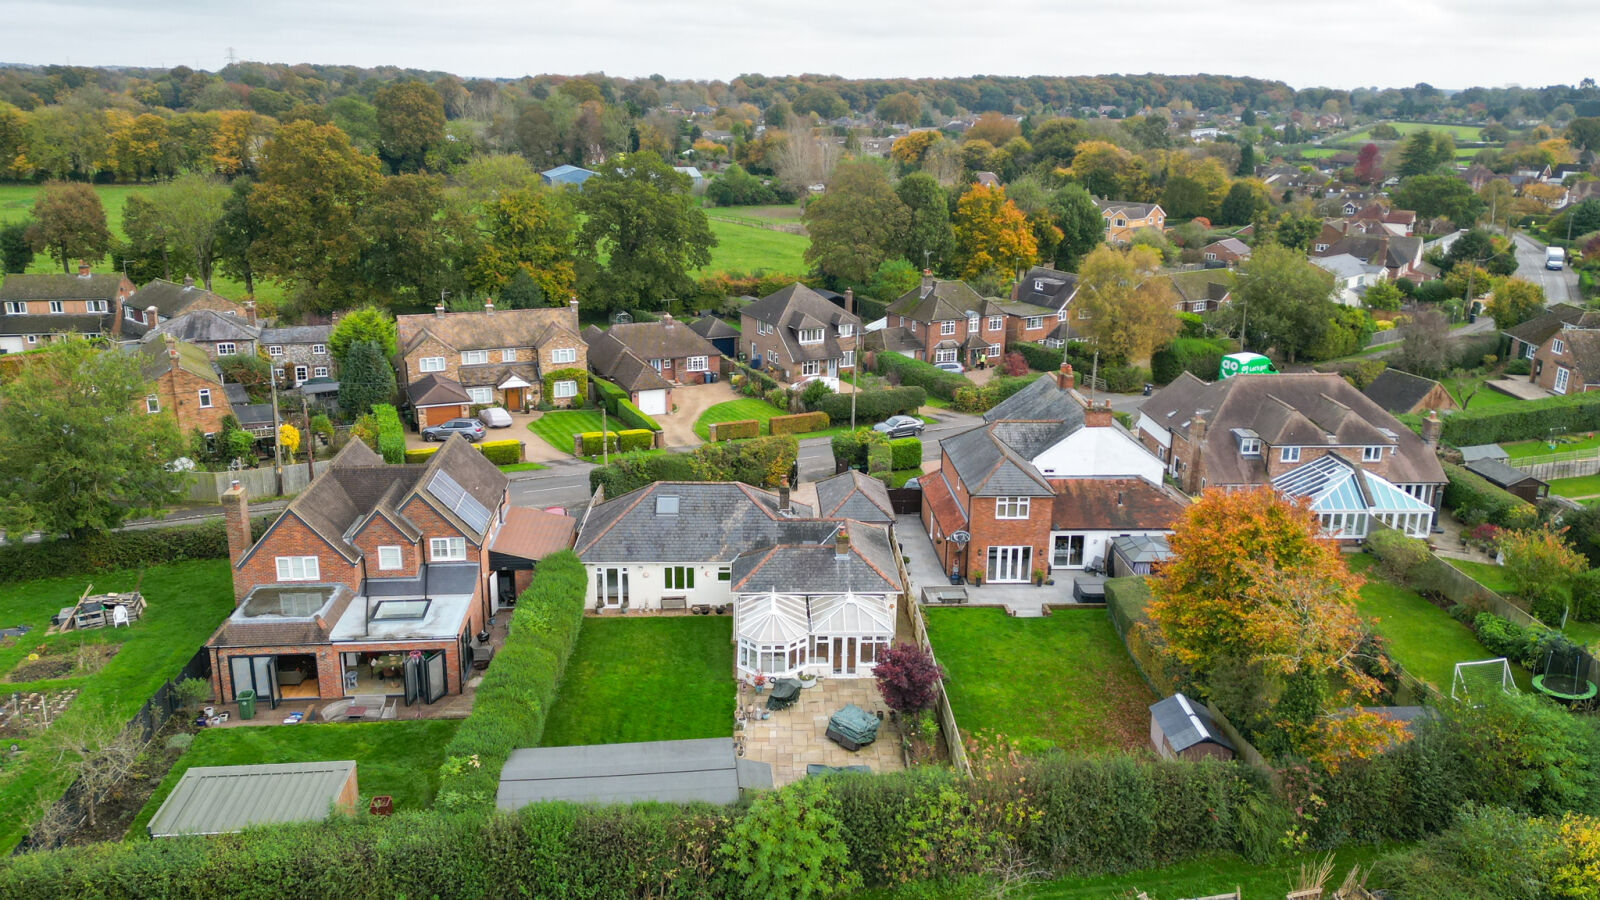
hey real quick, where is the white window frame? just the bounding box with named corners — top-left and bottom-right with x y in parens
top-left (686, 355), bottom-right (708, 372)
top-left (1524, 343), bottom-right (1536, 359)
top-left (198, 388), bottom-right (213, 409)
top-left (145, 394), bottom-right (160, 414)
top-left (551, 347), bottom-right (577, 364)
top-left (842, 349), bottom-right (855, 368)
top-left (4, 301), bottom-right (26, 315)
top-left (216, 342), bottom-right (236, 356)
top-left (552, 380), bottom-right (577, 399)
top-left (294, 365), bottom-right (308, 383)
top-left (313, 366), bottom-right (328, 378)
top-left (311, 343), bottom-right (326, 355)
top-left (377, 545), bottom-right (403, 570)
top-left (429, 537), bottom-right (467, 562)
top-left (1280, 446), bottom-right (1300, 463)
top-left (987, 315), bottom-right (1004, 332)
top-left (801, 360), bottom-right (820, 377)
top-left (798, 328), bottom-right (824, 345)
top-left (968, 316), bottom-right (980, 333)
top-left (1362, 446), bottom-right (1383, 462)
top-left (48, 300), bottom-right (63, 314)
top-left (467, 387), bottom-right (493, 405)
top-left (462, 349), bottom-right (489, 365)
top-left (1240, 438), bottom-right (1261, 456)
top-left (1205, 252), bottom-right (1217, 261)
top-left (1024, 316), bottom-right (1044, 330)
top-left (838, 323), bottom-right (853, 337)
top-left (1553, 338), bottom-right (1566, 355)
top-left (24, 334), bottom-right (35, 344)
top-left (418, 356), bottom-right (446, 373)
top-left (86, 299), bottom-right (107, 313)
top-left (269, 345), bottom-right (284, 357)
top-left (995, 496), bottom-right (1030, 519)
top-left (934, 348), bottom-right (958, 364)
top-left (275, 556), bottom-right (321, 581)
top-left (987, 344), bottom-right (1001, 357)
top-left (940, 320), bottom-right (956, 336)
top-left (501, 348), bottom-right (517, 363)
top-left (124, 305), bottom-right (139, 320)
top-left (664, 566), bottom-right (695, 591)
top-left (1554, 367), bottom-right (1570, 395)
top-left (1192, 302), bottom-right (1207, 313)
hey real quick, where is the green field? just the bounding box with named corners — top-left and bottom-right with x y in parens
top-left (701, 203), bottom-right (805, 226)
top-left (543, 617), bottom-right (734, 746)
top-left (1549, 473), bottom-right (1600, 499)
top-left (1503, 432), bottom-right (1600, 459)
top-left (692, 397), bottom-right (853, 441)
top-left (128, 719), bottom-right (459, 839)
top-left (1350, 122), bottom-right (1486, 142)
top-left (0, 559), bottom-right (237, 850)
top-left (697, 218), bottom-right (809, 277)
top-left (924, 607), bottom-right (1155, 753)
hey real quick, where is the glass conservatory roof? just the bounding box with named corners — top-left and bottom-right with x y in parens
top-left (1272, 454), bottom-right (1433, 515)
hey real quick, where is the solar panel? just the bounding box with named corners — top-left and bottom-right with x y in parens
top-left (428, 471), bottom-right (492, 533)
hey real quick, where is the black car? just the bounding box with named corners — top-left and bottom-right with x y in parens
top-left (421, 418), bottom-right (487, 442)
top-left (872, 415), bottom-right (925, 439)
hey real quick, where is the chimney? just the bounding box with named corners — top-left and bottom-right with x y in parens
top-left (662, 313), bottom-right (674, 328)
top-left (243, 300), bottom-right (257, 326)
top-left (434, 303), bottom-right (446, 318)
top-left (843, 288), bottom-right (854, 316)
top-left (1084, 398), bottom-right (1114, 428)
top-left (920, 268), bottom-right (934, 299)
top-left (183, 274), bottom-right (194, 288)
top-left (77, 259), bottom-right (90, 277)
top-left (778, 478), bottom-right (791, 515)
top-left (1421, 410), bottom-right (1442, 450)
top-left (146, 305), bottom-right (158, 328)
top-left (1057, 362), bottom-right (1075, 391)
top-left (834, 526), bottom-right (850, 560)
top-left (1185, 414), bottom-right (1208, 494)
top-left (221, 480), bottom-right (252, 602)
top-left (484, 299), bottom-right (495, 315)
top-left (163, 333), bottom-right (179, 371)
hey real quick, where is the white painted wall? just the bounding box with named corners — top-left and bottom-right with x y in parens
top-left (1048, 529), bottom-right (1170, 571)
top-left (587, 561), bottom-right (733, 611)
top-left (1032, 426), bottom-right (1163, 484)
top-left (0, 336), bottom-right (25, 355)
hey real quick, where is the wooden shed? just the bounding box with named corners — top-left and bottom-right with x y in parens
top-left (1149, 693), bottom-right (1235, 762)
top-left (1464, 458), bottom-right (1549, 503)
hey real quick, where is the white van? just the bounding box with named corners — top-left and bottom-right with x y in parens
top-left (1547, 247), bottom-right (1566, 270)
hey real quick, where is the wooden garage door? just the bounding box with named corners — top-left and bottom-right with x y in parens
top-left (419, 405), bottom-right (467, 427)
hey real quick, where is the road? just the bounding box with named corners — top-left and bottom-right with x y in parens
top-left (507, 459), bottom-right (596, 512)
top-left (1512, 232), bottom-right (1580, 307)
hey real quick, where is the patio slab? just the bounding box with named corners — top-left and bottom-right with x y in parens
top-left (738, 678), bottom-right (905, 787)
top-left (896, 514), bottom-right (1085, 617)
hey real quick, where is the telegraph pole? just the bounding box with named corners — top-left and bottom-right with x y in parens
top-left (270, 373), bottom-right (283, 495)
top-left (301, 394), bottom-right (314, 484)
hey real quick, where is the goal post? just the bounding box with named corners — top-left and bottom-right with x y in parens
top-left (1452, 657), bottom-right (1514, 705)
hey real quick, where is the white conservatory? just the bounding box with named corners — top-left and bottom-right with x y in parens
top-left (1272, 453), bottom-right (1436, 540)
top-left (734, 590), bottom-right (896, 679)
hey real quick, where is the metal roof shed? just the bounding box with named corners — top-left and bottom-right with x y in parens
top-left (496, 738), bottom-right (771, 810)
top-left (147, 761), bottom-right (358, 838)
top-left (1149, 694), bottom-right (1234, 762)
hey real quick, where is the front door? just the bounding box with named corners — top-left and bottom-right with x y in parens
top-left (827, 358), bottom-right (838, 379)
top-left (831, 637), bottom-right (857, 675)
top-left (986, 545), bottom-right (1032, 583)
top-left (505, 387), bottom-right (524, 410)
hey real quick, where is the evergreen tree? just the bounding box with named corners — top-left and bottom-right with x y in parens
top-left (336, 340), bottom-right (396, 420)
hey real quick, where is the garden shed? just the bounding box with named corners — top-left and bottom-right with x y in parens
top-left (1149, 694), bottom-right (1235, 762)
top-left (1109, 534), bottom-right (1172, 576)
top-left (1463, 458), bottom-right (1549, 503)
top-left (496, 738), bottom-right (771, 809)
top-left (147, 761), bottom-right (358, 838)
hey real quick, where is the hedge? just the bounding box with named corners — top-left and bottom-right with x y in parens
top-left (592, 377), bottom-right (662, 433)
top-left (1440, 391), bottom-right (1600, 446)
top-left (768, 411), bottom-right (829, 436)
top-left (814, 386), bottom-right (926, 424)
top-left (728, 361), bottom-right (780, 398)
top-left (831, 428), bottom-right (888, 470)
top-left (588, 436), bottom-right (799, 496)
top-left (579, 431), bottom-right (620, 455)
top-left (952, 374), bottom-right (1042, 413)
top-left (867, 443), bottom-right (892, 478)
top-left (541, 368), bottom-right (588, 409)
top-left (589, 452), bottom-right (700, 497)
top-left (874, 353), bottom-right (969, 400)
top-left (404, 447), bottom-right (435, 463)
top-left (477, 440), bottom-right (523, 465)
top-left (373, 404), bottom-right (405, 464)
top-left (1441, 462), bottom-right (1532, 527)
top-left (888, 437), bottom-right (921, 470)
top-left (1008, 341), bottom-right (1064, 372)
top-left (0, 515), bottom-right (273, 584)
top-left (435, 550), bottom-right (587, 811)
top-left (710, 419), bottom-right (759, 442)
top-left (617, 429), bottom-right (654, 453)
top-left (1150, 337), bottom-right (1230, 385)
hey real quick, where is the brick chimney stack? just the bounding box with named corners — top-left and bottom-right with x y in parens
top-left (484, 299), bottom-right (495, 315)
top-left (834, 526), bottom-right (850, 560)
top-left (77, 259), bottom-right (90, 277)
top-left (1084, 399), bottom-right (1114, 428)
top-left (843, 288), bottom-right (854, 316)
top-left (434, 303), bottom-right (446, 318)
top-left (1421, 410), bottom-right (1442, 449)
top-left (1184, 414), bottom-right (1208, 493)
top-left (778, 478), bottom-right (791, 515)
top-left (243, 300), bottom-right (257, 326)
top-left (920, 269), bottom-right (934, 299)
top-left (1057, 362), bottom-right (1074, 391)
top-left (164, 333), bottom-right (179, 371)
top-left (221, 480), bottom-right (252, 602)
top-left (182, 274), bottom-right (194, 288)
top-left (145, 305), bottom-right (158, 329)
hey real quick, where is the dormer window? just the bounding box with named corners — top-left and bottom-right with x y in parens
top-left (798, 328), bottom-right (824, 344)
top-left (1363, 446), bottom-right (1383, 462)
top-left (838, 323), bottom-right (853, 337)
top-left (1239, 438), bottom-right (1261, 456)
top-left (1280, 446), bottom-right (1300, 463)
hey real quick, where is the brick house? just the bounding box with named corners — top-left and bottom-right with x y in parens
top-left (121, 277), bottom-right (248, 339)
top-left (741, 283), bottom-right (859, 387)
top-left (261, 324), bottom-right (335, 387)
top-left (395, 300), bottom-right (586, 426)
top-left (1158, 270), bottom-right (1234, 314)
top-left (581, 315), bottom-right (721, 416)
top-left (1012, 266), bottom-right (1081, 349)
top-left (1098, 199), bottom-right (1165, 244)
top-left (130, 333), bottom-right (236, 436)
top-left (1504, 304), bottom-right (1592, 361)
top-left (207, 437), bottom-right (555, 709)
top-left (1199, 238), bottom-right (1251, 266)
top-left (919, 369), bottom-right (1183, 582)
top-left (141, 308), bottom-right (260, 360)
top-left (879, 272), bottom-right (1053, 368)
top-left (1361, 369), bottom-right (1458, 416)
top-left (1136, 372), bottom-right (1445, 539)
top-left (1311, 232), bottom-right (1427, 282)
top-left (0, 262), bottom-right (134, 354)
top-left (1530, 326), bottom-right (1600, 395)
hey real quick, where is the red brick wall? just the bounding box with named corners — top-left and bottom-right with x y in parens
top-left (213, 638), bottom-right (466, 703)
top-left (150, 367), bottom-right (233, 435)
top-left (233, 514), bottom-right (362, 602)
top-left (966, 495), bottom-right (1051, 581)
top-left (396, 495), bottom-right (490, 638)
top-left (350, 515), bottom-right (420, 577)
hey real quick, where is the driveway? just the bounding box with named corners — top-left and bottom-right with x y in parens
top-left (1512, 232), bottom-right (1580, 307)
top-left (406, 411), bottom-right (568, 463)
top-left (657, 381), bottom-right (738, 448)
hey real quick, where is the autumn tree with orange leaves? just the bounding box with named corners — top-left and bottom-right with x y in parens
top-left (1148, 486), bottom-right (1403, 767)
top-left (950, 183), bottom-right (1036, 279)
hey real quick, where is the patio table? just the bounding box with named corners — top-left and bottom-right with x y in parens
top-left (345, 705), bottom-right (368, 721)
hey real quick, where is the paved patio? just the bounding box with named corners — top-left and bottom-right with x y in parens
top-left (738, 677), bottom-right (905, 786)
top-left (896, 514), bottom-right (1085, 617)
top-left (1485, 377), bottom-right (1551, 402)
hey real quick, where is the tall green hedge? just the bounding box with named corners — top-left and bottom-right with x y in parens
top-left (874, 353), bottom-right (969, 400)
top-left (888, 437), bottom-right (922, 470)
top-left (1440, 392), bottom-right (1600, 445)
top-left (1150, 337), bottom-right (1230, 385)
top-left (768, 411), bottom-right (829, 436)
top-left (710, 419), bottom-right (759, 441)
top-left (373, 404), bottom-right (405, 463)
top-left (617, 429), bottom-right (654, 453)
top-left (1441, 462), bottom-right (1532, 527)
top-left (1008, 341), bottom-right (1064, 372)
top-left (814, 386), bottom-right (925, 424)
top-left (591, 377), bottom-right (661, 432)
top-left (578, 431), bottom-right (620, 455)
top-left (589, 452), bottom-right (700, 496)
top-left (0, 516), bottom-right (273, 584)
top-left (434, 551), bottom-right (587, 811)
top-left (831, 428), bottom-right (888, 471)
top-left (588, 436), bottom-right (798, 496)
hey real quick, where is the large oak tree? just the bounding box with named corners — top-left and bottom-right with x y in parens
top-left (575, 152), bottom-right (715, 314)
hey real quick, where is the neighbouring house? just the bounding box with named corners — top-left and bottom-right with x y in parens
top-left (0, 262), bottom-right (135, 353)
top-left (1137, 372), bottom-right (1446, 539)
top-left (1351, 202), bottom-right (1418, 237)
top-left (396, 300), bottom-right (586, 425)
top-left (1012, 265), bottom-right (1082, 347)
top-left (1503, 303), bottom-right (1590, 361)
top-left (813, 470), bottom-right (896, 525)
top-left (1199, 238), bottom-right (1251, 266)
top-left (540, 164), bottom-right (597, 187)
top-left (973, 171), bottom-right (1001, 188)
top-left (1157, 270), bottom-right (1233, 314)
top-left (1311, 253), bottom-right (1386, 306)
top-left (147, 761), bottom-right (359, 838)
top-left (1362, 369), bottom-right (1458, 416)
top-left (1312, 232), bottom-right (1427, 282)
top-left (222, 383), bottom-right (277, 440)
top-left (672, 166), bottom-right (707, 193)
top-left (1530, 325), bottom-right (1600, 395)
top-left (881, 272), bottom-right (1052, 367)
top-left (574, 481), bottom-right (904, 679)
top-left (141, 308), bottom-right (261, 360)
top-left (741, 283), bottom-right (860, 388)
top-left (1464, 458), bottom-right (1549, 503)
top-left (129, 333), bottom-right (236, 437)
top-left (919, 369), bottom-right (1187, 582)
top-left (1097, 199), bottom-right (1166, 244)
top-left (581, 315), bottom-right (721, 415)
top-left (261, 323), bottom-right (335, 388)
top-left (208, 437), bottom-right (548, 709)
top-left (121, 277), bottom-right (248, 339)
top-left (688, 315), bottom-right (739, 359)
top-left (1149, 694), bottom-right (1235, 762)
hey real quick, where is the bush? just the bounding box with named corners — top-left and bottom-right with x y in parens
top-left (1472, 612), bottom-right (1539, 667)
top-left (435, 551), bottom-right (587, 811)
top-left (764, 387), bottom-right (789, 410)
top-left (589, 451), bottom-right (700, 496)
top-left (1150, 337), bottom-right (1230, 385)
top-left (404, 447), bottom-right (437, 463)
top-left (373, 403), bottom-right (405, 463)
top-left (477, 440), bottom-right (523, 465)
top-left (711, 419), bottom-right (760, 442)
top-left (0, 515), bottom-right (273, 584)
top-left (951, 374), bottom-right (1042, 413)
top-left (888, 437), bottom-right (922, 470)
top-left (1442, 462), bottom-right (1534, 528)
top-left (815, 386), bottom-right (926, 424)
top-left (579, 431), bottom-right (620, 455)
top-left (1367, 528), bottom-right (1435, 583)
top-left (1504, 358), bottom-right (1532, 376)
top-left (541, 368), bottom-right (588, 408)
top-left (831, 428), bottom-right (887, 471)
top-left (769, 411), bottom-right (830, 436)
top-left (867, 442), bottom-right (892, 478)
top-left (1007, 341), bottom-right (1064, 372)
top-left (718, 779), bottom-right (859, 900)
top-left (690, 435), bottom-right (798, 487)
top-left (617, 429), bottom-right (654, 453)
top-left (1102, 364), bottom-right (1152, 394)
top-left (800, 378), bottom-right (833, 410)
top-left (1370, 805), bottom-right (1567, 900)
top-left (1441, 392), bottom-right (1600, 445)
top-left (874, 353), bottom-right (969, 400)
top-left (873, 643), bottom-right (944, 714)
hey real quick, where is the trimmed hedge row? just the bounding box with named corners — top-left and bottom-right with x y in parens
top-left (405, 440), bottom-right (524, 465)
top-left (1008, 341), bottom-right (1064, 372)
top-left (373, 404), bottom-right (405, 464)
top-left (710, 419), bottom-right (759, 442)
top-left (1440, 391), bottom-right (1600, 445)
top-left (0, 516), bottom-right (274, 584)
top-left (589, 452), bottom-right (699, 497)
top-left (874, 353), bottom-right (968, 400)
top-left (578, 431), bottom-right (620, 455)
top-left (867, 443), bottom-right (892, 477)
top-left (588, 436), bottom-right (799, 496)
top-left (617, 429), bottom-right (654, 453)
top-left (1150, 337), bottom-right (1230, 385)
top-left (768, 411), bottom-right (830, 435)
top-left (592, 377), bottom-right (662, 432)
top-left (952, 374), bottom-right (1042, 413)
top-left (435, 550), bottom-right (587, 811)
top-left (814, 386), bottom-right (926, 424)
top-left (889, 437), bottom-right (921, 470)
top-left (831, 428), bottom-right (887, 471)
top-left (1441, 462), bottom-right (1532, 527)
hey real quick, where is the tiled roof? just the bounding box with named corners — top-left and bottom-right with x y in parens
top-left (1504, 303), bottom-right (1587, 346)
top-left (0, 272), bottom-right (125, 301)
top-left (582, 326), bottom-right (674, 392)
top-left (397, 306), bottom-right (580, 357)
top-left (144, 309), bottom-right (259, 344)
top-left (921, 470), bottom-right (967, 531)
top-left (1013, 266), bottom-right (1078, 311)
top-left (1049, 478), bottom-right (1187, 531)
top-left (576, 482), bottom-right (818, 564)
top-left (813, 470), bottom-right (895, 523)
top-left (407, 373), bottom-right (471, 407)
top-left (0, 313), bottom-right (112, 337)
top-left (939, 426), bottom-right (1055, 497)
top-left (491, 507), bottom-right (577, 561)
top-left (592, 318), bottom-right (720, 362)
top-left (128, 279), bottom-right (239, 319)
top-left (731, 522), bottom-right (902, 594)
top-left (1362, 369), bottom-right (1447, 415)
top-left (259, 324), bottom-right (331, 345)
top-left (885, 278), bottom-right (989, 323)
top-left (124, 337), bottom-right (220, 384)
top-left (688, 316), bottom-right (739, 340)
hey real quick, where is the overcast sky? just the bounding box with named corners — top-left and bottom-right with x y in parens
top-left (3, 0), bottom-right (1595, 91)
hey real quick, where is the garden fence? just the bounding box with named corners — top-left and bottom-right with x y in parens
top-left (1508, 450), bottom-right (1600, 481)
top-left (904, 600), bottom-right (970, 776)
top-left (185, 460), bottom-right (333, 503)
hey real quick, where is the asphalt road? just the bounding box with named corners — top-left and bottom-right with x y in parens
top-left (507, 459), bottom-right (597, 513)
top-left (1512, 232), bottom-right (1580, 306)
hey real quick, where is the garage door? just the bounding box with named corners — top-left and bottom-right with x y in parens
top-left (637, 390), bottom-right (667, 416)
top-left (420, 405), bottom-right (466, 427)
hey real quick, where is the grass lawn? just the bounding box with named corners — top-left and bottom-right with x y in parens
top-left (127, 720), bottom-right (459, 839)
top-left (498, 461), bottom-right (549, 473)
top-left (1503, 432), bottom-right (1600, 460)
top-left (526, 409), bottom-right (609, 454)
top-left (1548, 473), bottom-right (1600, 499)
top-left (692, 397), bottom-right (855, 441)
top-left (1350, 122), bottom-right (1485, 141)
top-left (696, 218), bottom-right (809, 277)
top-left (924, 608), bottom-right (1155, 753)
top-left (701, 203), bottom-right (805, 226)
top-left (1446, 559), bottom-right (1600, 650)
top-left (0, 559), bottom-right (237, 850)
top-left (1348, 554), bottom-right (1526, 691)
top-left (1465, 386), bottom-right (1520, 409)
top-left (887, 468), bottom-right (923, 488)
top-left (543, 617), bottom-right (734, 746)
top-left (1015, 844), bottom-right (1400, 900)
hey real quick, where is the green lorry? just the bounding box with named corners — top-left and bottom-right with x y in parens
top-left (1218, 352), bottom-right (1277, 379)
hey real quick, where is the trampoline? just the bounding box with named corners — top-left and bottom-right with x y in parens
top-left (1533, 639), bottom-right (1598, 707)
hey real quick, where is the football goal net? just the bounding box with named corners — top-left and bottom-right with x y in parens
top-left (1451, 658), bottom-right (1514, 705)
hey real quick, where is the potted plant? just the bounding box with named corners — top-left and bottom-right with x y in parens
top-left (1032, 567), bottom-right (1046, 587)
top-left (797, 670), bottom-right (819, 689)
top-left (971, 567), bottom-right (983, 587)
top-left (751, 672), bottom-right (767, 694)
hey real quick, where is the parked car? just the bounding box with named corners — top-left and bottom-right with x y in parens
top-left (934, 361), bottom-right (965, 374)
top-left (478, 407), bottom-right (513, 428)
top-left (873, 415), bottom-right (925, 439)
top-left (422, 418), bottom-right (486, 442)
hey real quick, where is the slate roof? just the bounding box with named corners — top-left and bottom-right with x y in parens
top-left (813, 470), bottom-right (896, 524)
top-left (1161, 270), bottom-right (1233, 305)
top-left (259, 323), bottom-right (332, 345)
top-left (143, 309), bottom-right (259, 344)
top-left (985, 374), bottom-right (1083, 427)
top-left (1049, 478), bottom-right (1188, 531)
top-left (0, 313), bottom-right (112, 337)
top-left (688, 316), bottom-right (739, 340)
top-left (858, 325), bottom-right (922, 356)
top-left (1139, 372), bottom-right (1445, 487)
top-left (397, 306), bottom-right (580, 357)
top-left (407, 373), bottom-right (471, 407)
top-left (1504, 303), bottom-right (1588, 346)
top-left (124, 337), bottom-right (220, 384)
top-left (742, 283), bottom-right (859, 364)
top-left (1098, 199), bottom-right (1164, 220)
top-left (0, 272), bottom-right (126, 301)
top-left (886, 278), bottom-right (990, 323)
top-left (576, 482), bottom-right (818, 564)
top-left (127, 279), bottom-right (239, 319)
top-left (147, 761), bottom-right (356, 838)
top-left (1202, 238), bottom-right (1251, 257)
top-left (1464, 458), bottom-right (1544, 489)
top-left (939, 426), bottom-right (1055, 497)
top-left (1312, 253), bottom-right (1383, 281)
top-left (1459, 444), bottom-right (1508, 464)
top-left (1013, 266), bottom-right (1078, 312)
top-left (1150, 693), bottom-right (1233, 754)
top-left (1362, 369), bottom-right (1450, 415)
top-left (731, 522), bottom-right (902, 594)
top-left (581, 326), bottom-right (675, 392)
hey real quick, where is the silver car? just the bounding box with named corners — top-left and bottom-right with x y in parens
top-left (873, 415), bottom-right (925, 439)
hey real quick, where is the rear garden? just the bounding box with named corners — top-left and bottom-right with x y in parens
top-left (924, 607), bottom-right (1154, 754)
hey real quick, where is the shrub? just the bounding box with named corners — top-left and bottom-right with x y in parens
top-left (589, 451), bottom-right (700, 496)
top-left (1472, 612), bottom-right (1539, 667)
top-left (579, 431), bottom-right (620, 455)
top-left (477, 440), bottom-right (523, 465)
top-left (1505, 358), bottom-right (1532, 376)
top-left (718, 779), bottom-right (860, 900)
top-left (0, 515), bottom-right (273, 584)
top-left (874, 353), bottom-right (969, 400)
top-left (800, 378), bottom-right (833, 410)
top-left (617, 429), bottom-right (654, 453)
top-left (691, 435), bottom-right (798, 487)
top-left (1007, 341), bottom-right (1064, 372)
top-left (1367, 527), bottom-right (1434, 583)
top-left (711, 418), bottom-right (760, 442)
top-left (541, 368), bottom-right (588, 408)
top-left (867, 442), bottom-right (892, 478)
top-left (1102, 364), bottom-right (1152, 394)
top-left (373, 403), bottom-right (405, 463)
top-left (1442, 392), bottom-right (1600, 445)
top-left (873, 643), bottom-right (944, 715)
top-left (769, 411), bottom-right (830, 436)
top-left (950, 374), bottom-right (1042, 413)
top-left (1442, 462), bottom-right (1533, 528)
top-left (764, 386), bottom-right (789, 410)
top-left (814, 386), bottom-right (926, 424)
top-left (1150, 337), bottom-right (1230, 385)
top-left (435, 551), bottom-right (587, 811)
top-left (1370, 805), bottom-right (1567, 900)
top-left (888, 437), bottom-right (921, 470)
top-left (831, 428), bottom-right (887, 471)
top-left (404, 447), bottom-right (437, 463)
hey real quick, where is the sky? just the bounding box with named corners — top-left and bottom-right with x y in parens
top-left (2, 0), bottom-right (1596, 91)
